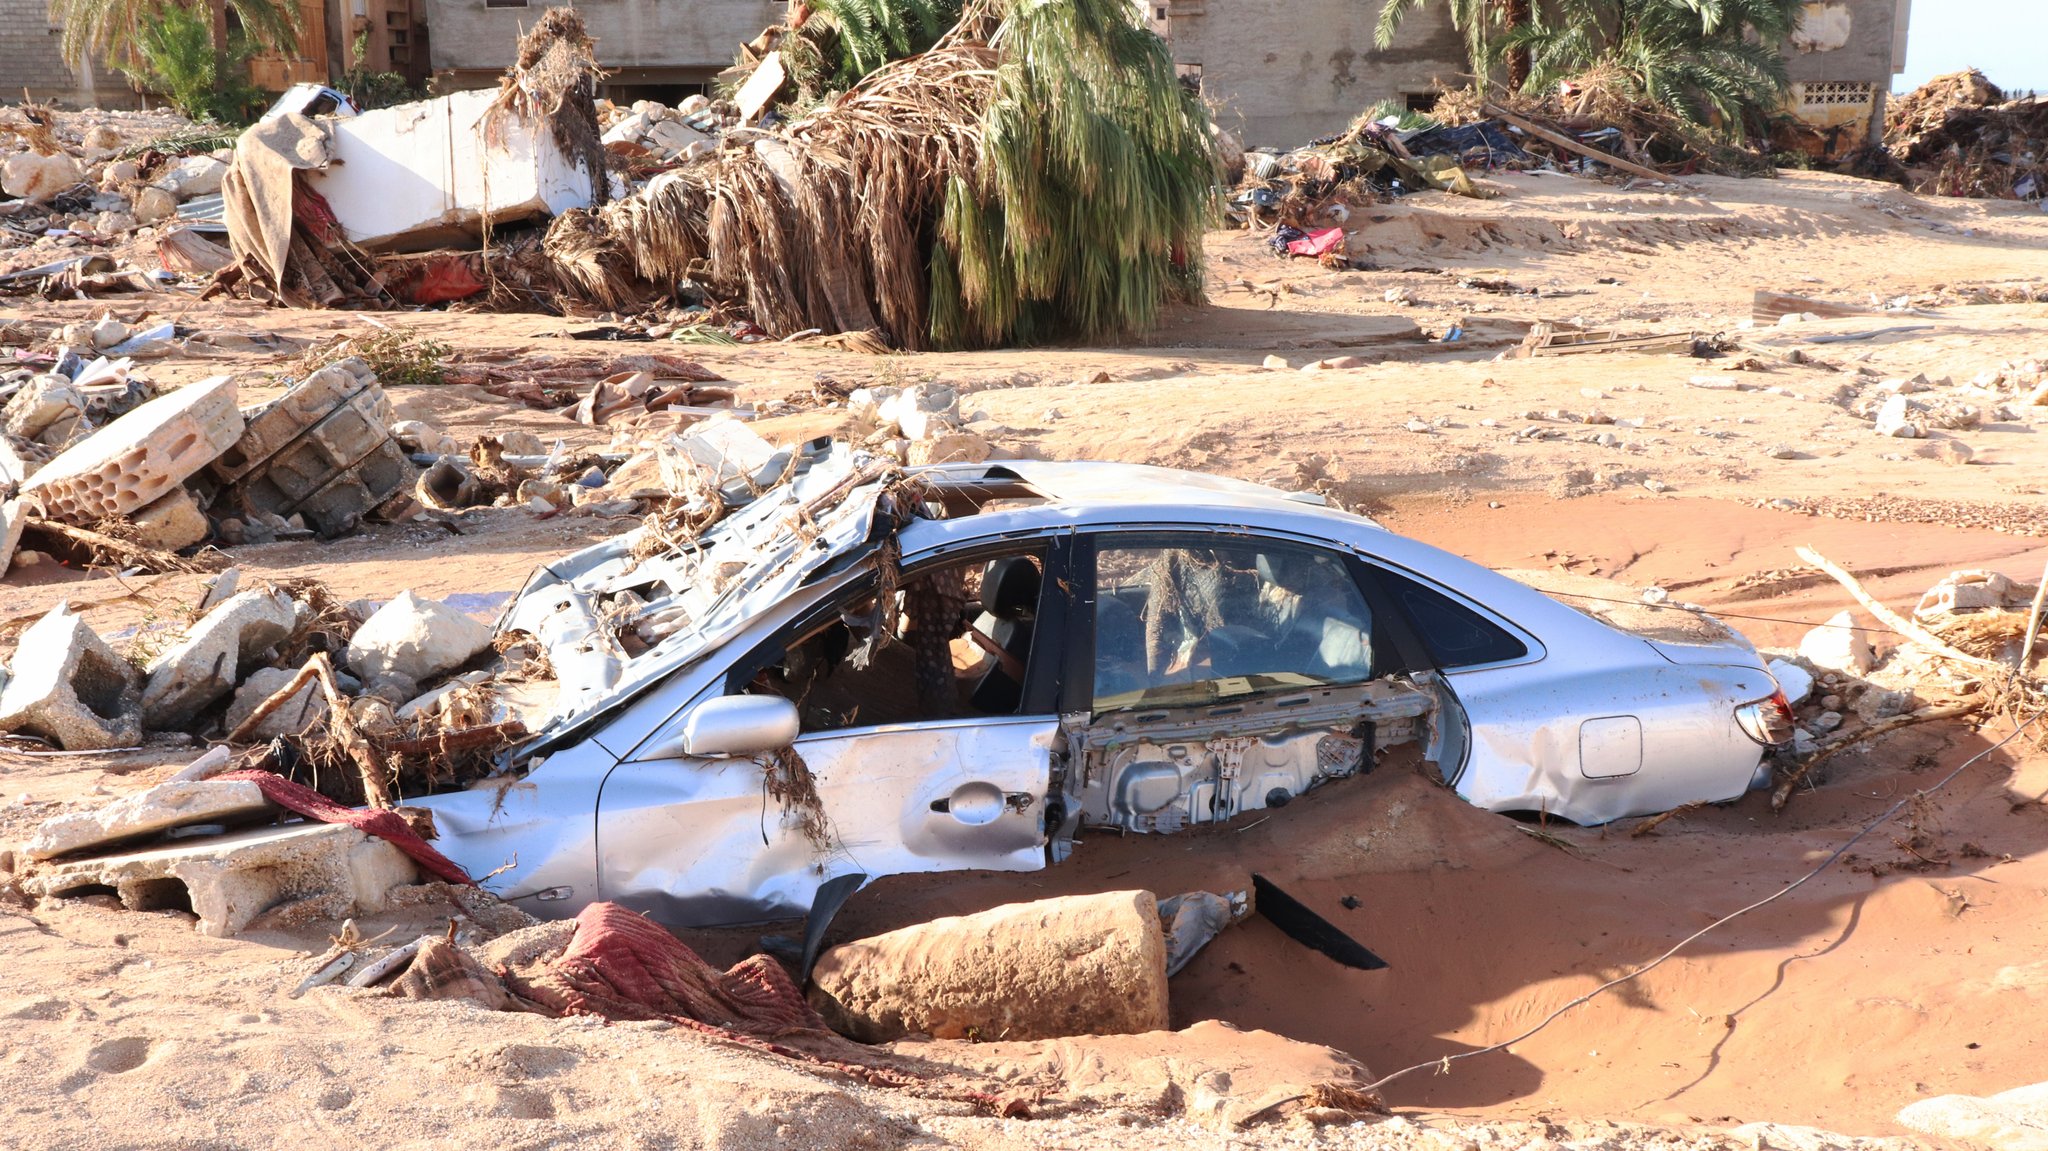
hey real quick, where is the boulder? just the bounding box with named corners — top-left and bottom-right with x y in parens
top-left (141, 588), bottom-right (300, 729)
top-left (809, 890), bottom-right (1170, 1043)
top-left (345, 590), bottom-right (492, 685)
top-left (132, 185), bottom-right (178, 225)
top-left (88, 315), bottom-right (130, 351)
top-left (82, 124), bottom-right (122, 152)
top-left (0, 604), bottom-right (143, 750)
top-left (24, 778), bottom-right (272, 860)
top-left (1798, 609), bottom-right (1874, 675)
top-left (1, 152), bottom-right (83, 203)
top-left (223, 665), bottom-right (328, 740)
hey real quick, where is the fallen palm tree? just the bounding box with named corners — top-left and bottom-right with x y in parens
top-left (546, 0), bottom-right (1215, 350)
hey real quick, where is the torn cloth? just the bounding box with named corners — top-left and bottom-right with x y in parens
top-left (1285, 227), bottom-right (1347, 258)
top-left (221, 113), bottom-right (333, 287)
top-left (217, 769), bottom-right (475, 885)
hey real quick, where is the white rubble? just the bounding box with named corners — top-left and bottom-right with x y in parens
top-left (24, 779), bottom-right (273, 860)
top-left (1767, 658), bottom-right (1814, 706)
top-left (0, 604), bottom-right (143, 750)
top-left (345, 590), bottom-right (492, 686)
top-left (223, 666), bottom-right (329, 740)
top-left (1899, 1081), bottom-right (2048, 1151)
top-left (1798, 610), bottom-right (1875, 675)
top-left (142, 588), bottom-right (301, 729)
top-left (1873, 394), bottom-right (1923, 438)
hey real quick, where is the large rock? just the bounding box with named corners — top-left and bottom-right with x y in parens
top-left (1899, 1081), bottom-right (2048, 1151)
top-left (132, 185), bottom-right (178, 225)
top-left (1874, 394), bottom-right (1923, 438)
top-left (152, 154), bottom-right (228, 199)
top-left (223, 665), bottom-right (328, 740)
top-left (24, 779), bottom-right (273, 860)
top-left (345, 590), bottom-right (492, 685)
top-left (1798, 609), bottom-right (1874, 675)
top-left (1, 152), bottom-right (83, 203)
top-left (142, 588), bottom-right (300, 729)
top-left (16, 821), bottom-right (418, 938)
top-left (0, 604), bottom-right (143, 750)
top-left (809, 890), bottom-right (1170, 1043)
top-left (20, 376), bottom-right (242, 525)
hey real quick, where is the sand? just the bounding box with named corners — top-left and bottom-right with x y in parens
top-left (3, 164), bottom-right (2047, 1149)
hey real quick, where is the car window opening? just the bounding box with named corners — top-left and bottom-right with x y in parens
top-left (748, 550), bottom-right (1047, 732)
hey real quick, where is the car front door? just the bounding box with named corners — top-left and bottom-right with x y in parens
top-left (591, 539), bottom-right (1072, 926)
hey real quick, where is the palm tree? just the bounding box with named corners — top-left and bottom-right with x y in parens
top-left (1500, 0), bottom-right (1802, 131)
top-left (1374, 0), bottom-right (1534, 91)
top-left (49, 0), bottom-right (299, 100)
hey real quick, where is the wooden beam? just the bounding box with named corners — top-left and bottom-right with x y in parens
top-left (1484, 104), bottom-right (1682, 185)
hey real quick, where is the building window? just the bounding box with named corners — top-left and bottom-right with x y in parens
top-left (1796, 80), bottom-right (1874, 111)
top-left (484, 0), bottom-right (527, 8)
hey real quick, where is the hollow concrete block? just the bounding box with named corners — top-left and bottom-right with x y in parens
top-left (0, 603), bottom-right (143, 750)
top-left (20, 376), bottom-right (242, 525)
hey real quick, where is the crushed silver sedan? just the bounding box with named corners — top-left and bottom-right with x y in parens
top-left (416, 442), bottom-right (1794, 926)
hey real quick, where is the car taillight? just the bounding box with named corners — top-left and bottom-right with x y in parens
top-left (1735, 690), bottom-right (1797, 746)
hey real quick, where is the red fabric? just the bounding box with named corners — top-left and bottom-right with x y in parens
top-left (1286, 227), bottom-right (1347, 258)
top-left (401, 256), bottom-right (486, 305)
top-left (219, 769), bottom-right (476, 886)
top-left (290, 180), bottom-right (344, 246)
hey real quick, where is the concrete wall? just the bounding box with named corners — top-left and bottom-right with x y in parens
top-left (0, 0), bottom-right (135, 107)
top-left (1165, 0), bottom-right (1468, 145)
top-left (426, 0), bottom-right (779, 88)
top-left (1781, 0), bottom-right (1905, 144)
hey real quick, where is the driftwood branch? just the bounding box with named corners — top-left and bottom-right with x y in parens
top-left (26, 517), bottom-right (210, 574)
top-left (1483, 105), bottom-right (1682, 185)
top-left (226, 652), bottom-right (393, 809)
top-left (1794, 546), bottom-right (2005, 671)
top-left (1770, 699), bottom-right (1983, 811)
top-left (2018, 562), bottom-right (2048, 674)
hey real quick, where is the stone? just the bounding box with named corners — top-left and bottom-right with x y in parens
top-left (82, 125), bottom-right (122, 152)
top-left (1798, 610), bottom-right (1874, 675)
top-left (882, 384), bottom-right (960, 442)
top-left (809, 890), bottom-right (1170, 1043)
top-left (223, 666), bottom-right (328, 740)
top-left (0, 604), bottom-right (143, 750)
top-left (1873, 394), bottom-right (1922, 438)
top-left (152, 154), bottom-right (228, 200)
top-left (4, 375), bottom-right (88, 445)
top-left (24, 779), bottom-right (272, 861)
top-left (1262, 355), bottom-right (1289, 370)
top-left (906, 431), bottom-right (992, 466)
top-left (1812, 710), bottom-right (1843, 732)
top-left (21, 376), bottom-right (242, 525)
top-left (1899, 1081), bottom-right (2048, 1151)
top-left (16, 821), bottom-right (419, 938)
top-left (141, 588), bottom-right (300, 729)
top-left (1855, 688), bottom-right (1911, 722)
top-left (1765, 443), bottom-right (1799, 459)
top-left (132, 185), bottom-right (177, 225)
top-left (129, 488), bottom-right (209, 550)
top-left (345, 590), bottom-right (492, 685)
top-left (1917, 439), bottom-right (1974, 466)
top-left (1, 152), bottom-right (83, 203)
top-left (91, 210), bottom-right (136, 236)
top-left (497, 429), bottom-right (546, 456)
top-left (1767, 658), bottom-right (1813, 706)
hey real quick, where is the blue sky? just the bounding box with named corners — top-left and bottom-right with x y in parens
top-left (1898, 0), bottom-right (2048, 93)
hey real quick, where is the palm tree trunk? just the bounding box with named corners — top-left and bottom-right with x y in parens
top-left (210, 0), bottom-right (232, 94)
top-left (1503, 0), bottom-right (1531, 90)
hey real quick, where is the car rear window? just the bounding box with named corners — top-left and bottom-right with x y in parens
top-left (1377, 570), bottom-right (1530, 668)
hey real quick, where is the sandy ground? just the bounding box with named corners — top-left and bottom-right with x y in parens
top-left (2, 166), bottom-right (2047, 1149)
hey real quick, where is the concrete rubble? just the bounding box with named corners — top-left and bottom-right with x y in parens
top-left (17, 821), bottom-right (420, 938)
top-left (20, 375), bottom-right (243, 524)
top-left (141, 587), bottom-right (302, 729)
top-left (345, 590), bottom-right (493, 688)
top-left (0, 603), bottom-right (143, 750)
top-left (23, 778), bottom-right (273, 860)
top-left (808, 890), bottom-right (1173, 1043)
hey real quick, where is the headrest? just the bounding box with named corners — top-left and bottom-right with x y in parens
top-left (981, 557), bottom-right (1041, 617)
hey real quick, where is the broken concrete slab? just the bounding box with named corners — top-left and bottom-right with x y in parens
top-left (21, 376), bottom-right (243, 526)
top-left (0, 604), bottom-right (143, 750)
top-left (4, 375), bottom-right (88, 445)
top-left (0, 497), bottom-right (26, 577)
top-left (18, 821), bottom-right (419, 938)
top-left (345, 590), bottom-right (492, 686)
top-left (129, 487), bottom-right (209, 551)
top-left (24, 779), bottom-right (273, 860)
top-left (1798, 609), bottom-right (1875, 675)
top-left (306, 89), bottom-right (597, 252)
top-left (223, 665), bottom-right (328, 740)
top-left (808, 890), bottom-right (1171, 1043)
top-left (142, 588), bottom-right (301, 729)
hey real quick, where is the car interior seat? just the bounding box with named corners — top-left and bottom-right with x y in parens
top-left (971, 557), bottom-right (1040, 712)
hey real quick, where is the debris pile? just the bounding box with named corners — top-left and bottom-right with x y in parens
top-left (1885, 70), bottom-right (2048, 202)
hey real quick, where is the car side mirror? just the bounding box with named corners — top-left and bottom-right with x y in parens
top-left (677, 695), bottom-right (800, 759)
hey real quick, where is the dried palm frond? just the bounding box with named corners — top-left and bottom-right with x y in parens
top-left (487, 8), bottom-right (609, 208)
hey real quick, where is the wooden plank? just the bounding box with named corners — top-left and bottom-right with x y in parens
top-left (1484, 105), bottom-right (1682, 185)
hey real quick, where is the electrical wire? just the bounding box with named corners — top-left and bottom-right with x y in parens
top-left (1361, 709), bottom-right (2045, 1095)
top-left (1533, 587), bottom-right (1909, 635)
